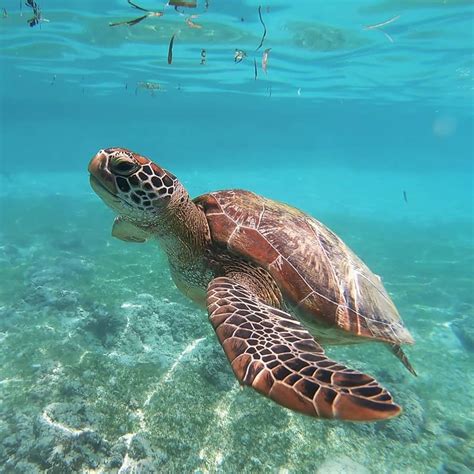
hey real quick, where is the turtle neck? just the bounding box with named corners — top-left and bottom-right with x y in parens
top-left (151, 183), bottom-right (210, 271)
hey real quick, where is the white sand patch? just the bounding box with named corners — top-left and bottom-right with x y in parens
top-left (161, 337), bottom-right (206, 385)
top-left (142, 337), bottom-right (205, 409)
top-left (40, 407), bottom-right (93, 438)
top-left (117, 433), bottom-right (139, 474)
top-left (0, 378), bottom-right (23, 385)
top-left (198, 382), bottom-right (240, 470)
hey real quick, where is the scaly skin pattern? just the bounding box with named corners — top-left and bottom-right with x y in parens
top-left (195, 190), bottom-right (414, 346)
top-left (207, 277), bottom-right (401, 421)
top-left (89, 148), bottom-right (413, 421)
top-left (89, 148), bottom-right (212, 304)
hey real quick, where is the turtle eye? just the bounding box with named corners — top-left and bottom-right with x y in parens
top-left (110, 156), bottom-right (138, 176)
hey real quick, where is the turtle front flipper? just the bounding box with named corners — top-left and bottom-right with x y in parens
top-left (207, 277), bottom-right (401, 422)
top-left (112, 217), bottom-right (149, 243)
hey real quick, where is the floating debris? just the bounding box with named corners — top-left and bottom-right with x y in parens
top-left (50, 74), bottom-right (56, 86)
top-left (109, 14), bottom-right (148, 27)
top-left (168, 34), bottom-right (176, 64)
top-left (185, 15), bottom-right (202, 29)
top-left (26, 0), bottom-right (48, 27)
top-left (128, 0), bottom-right (148, 11)
top-left (137, 81), bottom-right (161, 90)
top-left (364, 15), bottom-right (400, 30)
top-left (382, 31), bottom-right (394, 43)
top-left (253, 58), bottom-right (258, 80)
top-left (403, 190), bottom-right (408, 203)
top-left (2, 7), bottom-right (7, 18)
top-left (256, 5), bottom-right (267, 51)
top-left (109, 0), bottom-right (164, 27)
top-left (136, 81), bottom-right (161, 96)
top-left (172, 5), bottom-right (185, 15)
top-left (200, 49), bottom-right (206, 65)
top-left (262, 48), bottom-right (271, 73)
top-left (234, 49), bottom-right (246, 63)
top-left (169, 0), bottom-right (197, 7)
top-left (364, 15), bottom-right (400, 43)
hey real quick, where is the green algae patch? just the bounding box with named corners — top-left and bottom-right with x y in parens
top-left (1, 192), bottom-right (473, 472)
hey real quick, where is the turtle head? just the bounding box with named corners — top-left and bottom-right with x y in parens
top-left (88, 147), bottom-right (180, 225)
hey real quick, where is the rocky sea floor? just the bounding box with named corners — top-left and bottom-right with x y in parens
top-left (0, 194), bottom-right (473, 473)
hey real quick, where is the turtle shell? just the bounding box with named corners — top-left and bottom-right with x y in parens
top-left (195, 189), bottom-right (414, 345)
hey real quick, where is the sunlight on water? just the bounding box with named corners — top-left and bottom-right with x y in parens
top-left (0, 1), bottom-right (473, 473)
top-left (0, 0), bottom-right (472, 101)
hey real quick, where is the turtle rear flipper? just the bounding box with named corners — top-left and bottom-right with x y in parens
top-left (207, 277), bottom-right (401, 422)
top-left (389, 344), bottom-right (417, 376)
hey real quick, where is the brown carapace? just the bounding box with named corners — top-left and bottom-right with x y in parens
top-left (196, 190), bottom-right (414, 348)
top-left (88, 147), bottom-right (415, 422)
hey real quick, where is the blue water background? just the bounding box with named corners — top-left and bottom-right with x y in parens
top-left (0, 1), bottom-right (473, 472)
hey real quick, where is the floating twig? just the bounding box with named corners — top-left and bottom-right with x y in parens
top-left (364, 15), bottom-right (400, 43)
top-left (201, 49), bottom-right (206, 65)
top-left (256, 5), bottom-right (267, 51)
top-left (364, 15), bottom-right (400, 30)
top-left (110, 14), bottom-right (148, 27)
top-left (185, 14), bottom-right (201, 29)
top-left (25, 0), bottom-right (48, 27)
top-left (128, 0), bottom-right (149, 12)
top-left (169, 0), bottom-right (197, 7)
top-left (109, 0), bottom-right (163, 27)
top-left (253, 58), bottom-right (257, 80)
top-left (234, 49), bottom-right (246, 63)
top-left (262, 48), bottom-right (271, 73)
top-left (168, 34), bottom-right (176, 64)
top-left (383, 31), bottom-right (394, 43)
top-left (403, 190), bottom-right (408, 203)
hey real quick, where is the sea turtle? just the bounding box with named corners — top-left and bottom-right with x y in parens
top-left (88, 147), bottom-right (415, 422)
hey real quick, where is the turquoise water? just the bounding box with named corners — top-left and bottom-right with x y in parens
top-left (1, 1), bottom-right (473, 472)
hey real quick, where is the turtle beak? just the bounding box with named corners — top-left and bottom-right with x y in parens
top-left (88, 150), bottom-right (117, 195)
